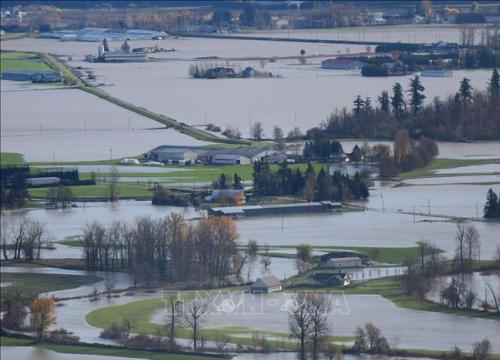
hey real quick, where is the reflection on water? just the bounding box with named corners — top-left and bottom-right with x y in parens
top-left (0, 346), bottom-right (147, 360)
top-left (426, 271), bottom-right (500, 309)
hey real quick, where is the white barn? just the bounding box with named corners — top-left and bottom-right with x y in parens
top-left (325, 256), bottom-right (362, 269)
top-left (250, 275), bottom-right (282, 293)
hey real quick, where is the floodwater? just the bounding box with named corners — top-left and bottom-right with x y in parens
top-left (426, 271), bottom-right (500, 309)
top-left (435, 164), bottom-right (500, 175)
top-left (368, 181), bottom-right (500, 218)
top-left (3, 200), bottom-right (202, 242)
top-left (242, 24), bottom-right (486, 44)
top-left (156, 292), bottom-right (500, 351)
top-left (1, 36), bottom-right (494, 139)
top-left (403, 175), bottom-right (500, 185)
top-left (0, 86), bottom-right (208, 161)
top-left (236, 354), bottom-right (435, 360)
top-left (0, 347), bottom-right (146, 360)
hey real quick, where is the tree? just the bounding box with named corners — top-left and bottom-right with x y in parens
top-left (261, 244), bottom-right (272, 270)
top-left (353, 326), bottom-right (367, 352)
top-left (240, 4), bottom-right (256, 26)
top-left (455, 223), bottom-right (467, 274)
top-left (109, 167), bottom-right (119, 201)
top-left (104, 279), bottom-right (115, 299)
top-left (30, 297), bottom-right (56, 342)
top-left (309, 293), bottom-right (330, 360)
top-left (472, 338), bottom-right (492, 360)
top-left (408, 75), bottom-right (426, 114)
top-left (164, 291), bottom-right (183, 349)
top-left (250, 121), bottom-right (264, 140)
top-left (121, 318), bottom-right (134, 347)
top-left (289, 292), bottom-right (314, 360)
top-left (377, 90), bottom-right (390, 112)
top-left (296, 244), bottom-right (313, 275)
top-left (489, 68), bottom-right (499, 102)
top-left (484, 188), bottom-right (500, 218)
top-left (465, 224), bottom-right (480, 272)
top-left (353, 95), bottom-right (365, 117)
top-left (273, 126), bottom-right (284, 142)
top-left (393, 129), bottom-right (411, 164)
top-left (391, 82), bottom-right (405, 119)
top-left (459, 78), bottom-right (473, 109)
top-left (185, 297), bottom-right (209, 351)
top-left (2, 290), bottom-right (28, 330)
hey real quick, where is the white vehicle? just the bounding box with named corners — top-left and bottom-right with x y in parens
top-left (144, 161), bottom-right (164, 166)
top-left (119, 158), bottom-right (140, 165)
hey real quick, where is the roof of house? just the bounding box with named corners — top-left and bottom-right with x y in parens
top-left (327, 256), bottom-right (362, 263)
top-left (253, 275), bottom-right (281, 288)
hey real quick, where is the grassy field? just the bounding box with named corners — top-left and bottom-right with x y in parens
top-left (29, 162), bottom-right (330, 199)
top-left (0, 51), bottom-right (52, 73)
top-left (0, 152), bottom-right (25, 165)
top-left (0, 337), bottom-right (219, 360)
top-left (255, 245), bottom-right (426, 265)
top-left (0, 272), bottom-right (100, 309)
top-left (29, 183), bottom-right (152, 199)
top-left (401, 158), bottom-right (500, 178)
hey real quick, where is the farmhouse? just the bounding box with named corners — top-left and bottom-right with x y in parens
top-left (325, 256), bottom-right (362, 269)
top-left (250, 275), bottom-right (282, 293)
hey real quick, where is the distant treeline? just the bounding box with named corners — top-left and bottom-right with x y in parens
top-left (307, 69), bottom-right (500, 141)
top-left (252, 162), bottom-right (369, 202)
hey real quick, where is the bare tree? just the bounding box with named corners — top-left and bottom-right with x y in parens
top-left (289, 292), bottom-right (314, 360)
top-left (485, 282), bottom-right (499, 313)
top-left (261, 244), bottom-right (272, 270)
top-left (104, 279), bottom-right (115, 299)
top-left (455, 223), bottom-right (467, 274)
top-left (309, 293), bottom-right (331, 360)
top-left (121, 318), bottom-right (134, 348)
top-left (164, 291), bottom-right (183, 349)
top-left (465, 224), bottom-right (480, 272)
top-left (472, 338), bottom-right (492, 360)
top-left (250, 121), bottom-right (264, 140)
top-left (184, 297), bottom-right (209, 351)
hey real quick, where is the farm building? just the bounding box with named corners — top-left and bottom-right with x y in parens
top-left (325, 257), bottom-right (362, 269)
top-left (208, 201), bottom-right (341, 218)
top-left (155, 148), bottom-right (197, 164)
top-left (250, 275), bottom-right (282, 293)
top-left (305, 271), bottom-right (351, 286)
top-left (321, 59), bottom-right (365, 70)
top-left (142, 146), bottom-right (287, 166)
top-left (26, 177), bottom-right (60, 187)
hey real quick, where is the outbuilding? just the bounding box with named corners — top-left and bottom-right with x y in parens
top-left (250, 275), bottom-right (282, 293)
top-left (325, 257), bottom-right (362, 269)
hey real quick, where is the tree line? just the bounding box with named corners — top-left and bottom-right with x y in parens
top-left (307, 69), bottom-right (500, 141)
top-left (1, 216), bottom-right (47, 261)
top-left (252, 161), bottom-right (369, 202)
top-left (82, 214), bottom-right (250, 285)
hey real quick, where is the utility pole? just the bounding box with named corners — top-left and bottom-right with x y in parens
top-left (110, 148), bottom-right (113, 161)
top-left (428, 200), bottom-right (431, 216)
top-left (381, 192), bottom-right (385, 211)
top-left (413, 205), bottom-right (416, 223)
top-left (281, 216), bottom-right (284, 231)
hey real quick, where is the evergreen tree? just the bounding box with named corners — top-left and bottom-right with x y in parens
top-left (459, 77), bottom-right (473, 108)
top-left (353, 95), bottom-right (365, 117)
top-left (408, 75), bottom-right (426, 114)
top-left (484, 188), bottom-right (500, 218)
top-left (377, 90), bottom-right (390, 112)
top-left (316, 168), bottom-right (334, 200)
top-left (391, 82), bottom-right (405, 119)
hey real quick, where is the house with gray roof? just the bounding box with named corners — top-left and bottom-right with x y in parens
top-left (250, 275), bottom-right (282, 293)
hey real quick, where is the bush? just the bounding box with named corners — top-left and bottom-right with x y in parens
top-left (361, 64), bottom-right (389, 77)
top-left (152, 186), bottom-right (192, 206)
top-left (48, 328), bottom-right (80, 344)
top-left (100, 322), bottom-right (124, 340)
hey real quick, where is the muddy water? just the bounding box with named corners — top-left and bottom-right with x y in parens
top-left (403, 175), bottom-right (500, 185)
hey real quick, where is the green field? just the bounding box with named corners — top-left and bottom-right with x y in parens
top-left (29, 162), bottom-right (330, 199)
top-left (0, 272), bottom-right (100, 309)
top-left (0, 152), bottom-right (25, 165)
top-left (0, 51), bottom-right (52, 73)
